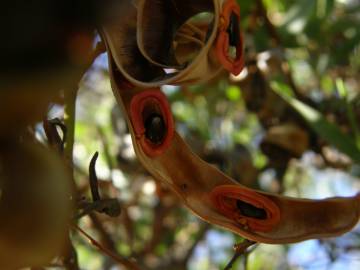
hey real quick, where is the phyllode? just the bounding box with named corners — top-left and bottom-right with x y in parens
top-left (102, 0), bottom-right (360, 244)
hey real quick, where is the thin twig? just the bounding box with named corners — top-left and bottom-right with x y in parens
top-left (61, 40), bottom-right (105, 270)
top-left (64, 88), bottom-right (78, 164)
top-left (62, 235), bottom-right (80, 270)
top-left (75, 198), bottom-right (121, 219)
top-left (85, 151), bottom-right (121, 217)
top-left (223, 240), bottom-right (257, 270)
top-left (63, 41), bottom-right (105, 166)
top-left (73, 224), bottom-right (141, 270)
top-left (43, 118), bottom-right (67, 153)
top-left (89, 213), bottom-right (118, 251)
top-left (89, 151), bottom-right (101, 201)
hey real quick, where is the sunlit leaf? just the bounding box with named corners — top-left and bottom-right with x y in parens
top-left (226, 85), bottom-right (242, 101)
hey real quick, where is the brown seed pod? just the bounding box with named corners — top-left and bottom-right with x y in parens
top-left (108, 57), bottom-right (360, 244)
top-left (0, 140), bottom-right (71, 269)
top-left (101, 0), bottom-right (225, 87)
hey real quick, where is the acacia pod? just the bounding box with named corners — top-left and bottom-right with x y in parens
top-left (108, 62), bottom-right (360, 244)
top-left (129, 89), bottom-right (174, 157)
top-left (136, 0), bottom-right (214, 68)
top-left (101, 0), bottom-right (229, 88)
top-left (215, 0), bottom-right (245, 75)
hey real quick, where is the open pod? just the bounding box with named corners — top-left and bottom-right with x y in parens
top-left (215, 0), bottom-right (245, 75)
top-left (101, 0), bottom-right (244, 87)
top-left (136, 0), bottom-right (214, 68)
top-left (109, 57), bottom-right (360, 244)
top-left (210, 185), bottom-right (281, 232)
top-left (129, 89), bottom-right (174, 157)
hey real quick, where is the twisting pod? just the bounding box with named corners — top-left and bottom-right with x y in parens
top-left (136, 0), bottom-right (214, 68)
top-left (102, 0), bottom-right (359, 244)
top-left (100, 0), bottom-right (165, 88)
top-left (108, 56), bottom-right (360, 244)
top-left (101, 0), bottom-right (245, 87)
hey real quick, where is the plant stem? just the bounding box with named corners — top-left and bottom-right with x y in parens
top-left (64, 88), bottom-right (78, 164)
top-left (224, 240), bottom-right (256, 270)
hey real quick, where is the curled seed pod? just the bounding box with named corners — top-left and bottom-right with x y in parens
top-left (102, 0), bottom-right (223, 87)
top-left (110, 63), bottom-right (360, 244)
top-left (0, 140), bottom-right (71, 269)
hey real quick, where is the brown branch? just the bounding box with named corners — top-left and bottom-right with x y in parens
top-left (89, 151), bottom-right (101, 201)
top-left (89, 213), bottom-right (118, 252)
top-left (62, 235), bottom-right (80, 270)
top-left (43, 118), bottom-right (67, 154)
top-left (62, 42), bottom-right (105, 270)
top-left (75, 198), bottom-right (121, 219)
top-left (81, 151), bottom-right (121, 218)
top-left (42, 118), bottom-right (80, 270)
top-left (73, 224), bottom-right (141, 270)
top-left (223, 240), bottom-right (257, 270)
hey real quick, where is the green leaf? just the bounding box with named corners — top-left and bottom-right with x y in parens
top-left (270, 81), bottom-right (295, 98)
top-left (274, 89), bottom-right (360, 164)
top-left (226, 85), bottom-right (242, 101)
top-left (281, 0), bottom-right (316, 34)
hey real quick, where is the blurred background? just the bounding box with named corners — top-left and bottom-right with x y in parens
top-left (2, 0), bottom-right (360, 269)
top-left (44, 0), bottom-right (359, 269)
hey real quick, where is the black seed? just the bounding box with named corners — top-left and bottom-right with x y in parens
top-left (227, 12), bottom-right (240, 47)
top-left (236, 200), bottom-right (267, 220)
top-left (144, 113), bottom-right (166, 145)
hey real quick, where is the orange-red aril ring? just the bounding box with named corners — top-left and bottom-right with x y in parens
top-left (130, 89), bottom-right (174, 157)
top-left (216, 0), bottom-right (244, 76)
top-left (210, 185), bottom-right (281, 232)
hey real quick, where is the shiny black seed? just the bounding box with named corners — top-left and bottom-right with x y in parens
top-left (236, 200), bottom-right (267, 220)
top-left (227, 12), bottom-right (240, 47)
top-left (144, 113), bottom-right (166, 145)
